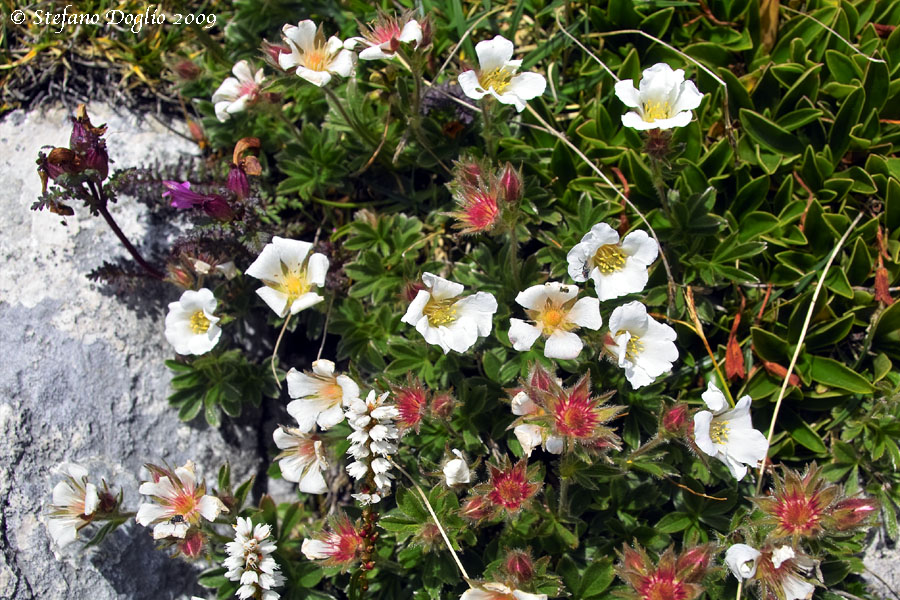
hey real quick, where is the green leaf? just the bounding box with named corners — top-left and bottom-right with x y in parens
top-left (809, 356), bottom-right (874, 394)
top-left (781, 410), bottom-right (828, 453)
top-left (740, 108), bottom-right (804, 155)
top-left (830, 87), bottom-right (864, 165)
top-left (656, 511), bottom-right (693, 533)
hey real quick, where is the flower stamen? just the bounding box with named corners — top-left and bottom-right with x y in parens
top-left (643, 99), bottom-right (671, 122)
top-left (189, 310), bottom-right (211, 334)
top-left (479, 68), bottom-right (513, 93)
top-left (423, 297), bottom-right (457, 326)
top-left (592, 244), bottom-right (627, 274)
top-left (710, 420), bottom-right (729, 444)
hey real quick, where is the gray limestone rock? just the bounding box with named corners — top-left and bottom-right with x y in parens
top-left (0, 105), bottom-right (265, 600)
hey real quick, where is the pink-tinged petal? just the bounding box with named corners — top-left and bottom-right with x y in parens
top-left (174, 465), bottom-right (196, 490)
top-left (135, 502), bottom-right (170, 526)
top-left (212, 77), bottom-right (241, 104)
top-left (475, 35), bottom-right (515, 71)
top-left (567, 297), bottom-right (602, 330)
top-left (232, 60), bottom-right (254, 82)
top-left (298, 466), bottom-right (327, 494)
top-left (272, 426), bottom-right (297, 451)
top-left (613, 80), bottom-right (641, 108)
top-left (508, 319), bottom-right (541, 351)
top-left (544, 330), bottom-right (584, 360)
top-left (458, 70), bottom-right (487, 100)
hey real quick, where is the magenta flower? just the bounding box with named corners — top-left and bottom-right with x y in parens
top-left (162, 181), bottom-right (208, 209)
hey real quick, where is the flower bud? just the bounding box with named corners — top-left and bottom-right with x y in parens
top-left (173, 59), bottom-right (201, 81)
top-left (179, 530), bottom-right (204, 558)
top-left (503, 549), bottom-right (534, 583)
top-left (227, 166), bottom-right (249, 199)
top-left (621, 545), bottom-right (647, 574)
top-left (676, 544), bottom-right (715, 582)
top-left (661, 404), bottom-right (691, 436)
top-left (402, 280), bottom-right (426, 302)
top-left (202, 195), bottom-right (235, 222)
top-left (829, 497), bottom-right (879, 531)
top-left (499, 162), bottom-right (522, 205)
top-left (85, 143), bottom-right (109, 180)
top-left (429, 392), bottom-right (455, 419)
top-left (461, 495), bottom-right (492, 522)
top-left (261, 40), bottom-right (292, 70)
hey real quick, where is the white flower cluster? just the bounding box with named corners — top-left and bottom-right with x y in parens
top-left (345, 391), bottom-right (400, 505)
top-left (224, 517), bottom-right (285, 600)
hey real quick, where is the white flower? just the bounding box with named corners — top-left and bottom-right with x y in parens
top-left (346, 14), bottom-right (422, 60)
top-left (164, 288), bottom-right (222, 356)
top-left (278, 20), bottom-right (355, 87)
top-left (401, 272), bottom-right (497, 354)
top-left (136, 461), bottom-right (227, 539)
top-left (771, 545), bottom-right (795, 569)
top-left (245, 236), bottom-right (329, 318)
top-left (605, 301), bottom-right (677, 388)
top-left (693, 381), bottom-right (769, 481)
top-left (345, 391), bottom-right (399, 503)
top-left (510, 391), bottom-right (563, 456)
top-left (508, 282), bottom-right (602, 360)
top-left (273, 426), bottom-right (328, 494)
top-left (782, 573), bottom-right (815, 600)
top-left (443, 449), bottom-right (471, 486)
top-left (212, 60), bottom-right (265, 122)
top-left (614, 63), bottom-right (704, 130)
top-left (566, 223), bottom-right (658, 301)
top-left (224, 517), bottom-right (285, 600)
top-left (46, 463), bottom-right (100, 548)
top-left (285, 359), bottom-right (359, 432)
top-left (725, 543), bottom-right (761, 580)
top-left (460, 581), bottom-right (548, 600)
top-left (458, 35), bottom-right (547, 112)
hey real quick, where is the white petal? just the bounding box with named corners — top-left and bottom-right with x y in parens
top-left (307, 253), bottom-right (329, 286)
top-left (284, 20), bottom-right (317, 51)
top-left (544, 330), bottom-right (584, 360)
top-left (701, 381), bottom-right (729, 413)
top-left (782, 574), bottom-right (815, 600)
top-left (317, 404), bottom-right (346, 430)
top-left (329, 49), bottom-right (356, 78)
top-left (289, 292), bottom-right (324, 314)
top-left (402, 289), bottom-right (431, 326)
top-left (475, 35), bottom-right (515, 71)
top-left (567, 297), bottom-right (602, 329)
top-left (692, 411), bottom-right (717, 456)
top-left (423, 272), bottom-right (464, 300)
top-left (256, 286), bottom-right (289, 317)
top-left (246, 243), bottom-right (284, 281)
top-left (725, 428), bottom-right (769, 466)
top-left (771, 545), bottom-right (795, 570)
top-left (673, 79), bottom-right (704, 113)
top-left (458, 70), bottom-right (487, 100)
top-left (609, 301), bottom-right (649, 335)
top-left (298, 466), bottom-right (327, 495)
top-left (197, 495), bottom-right (226, 521)
top-left (508, 319), bottom-right (541, 351)
top-left (614, 80), bottom-right (641, 108)
top-left (511, 391), bottom-right (536, 416)
top-left (504, 72), bottom-right (547, 101)
top-left (359, 45), bottom-right (393, 60)
top-left (514, 424), bottom-right (543, 457)
top-left (297, 66), bottom-right (332, 87)
top-left (398, 20), bottom-right (422, 44)
top-left (725, 544), bottom-right (761, 580)
top-left (621, 230), bottom-right (658, 264)
top-left (302, 538), bottom-right (330, 560)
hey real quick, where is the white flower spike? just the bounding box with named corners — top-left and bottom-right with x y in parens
top-left (285, 359), bottom-right (359, 432)
top-left (224, 517), bottom-right (285, 600)
top-left (567, 223), bottom-right (658, 301)
top-left (402, 272), bottom-right (498, 354)
top-left (693, 381), bottom-right (769, 481)
top-left (508, 282), bottom-right (602, 360)
top-left (46, 463), bottom-right (100, 548)
top-left (279, 20), bottom-right (355, 87)
top-left (458, 35), bottom-right (547, 112)
top-left (245, 237), bottom-right (329, 318)
top-left (605, 301), bottom-right (677, 388)
top-left (615, 63), bottom-right (704, 130)
top-left (273, 426), bottom-right (328, 494)
top-left (212, 60), bottom-right (265, 122)
top-left (164, 288), bottom-right (222, 356)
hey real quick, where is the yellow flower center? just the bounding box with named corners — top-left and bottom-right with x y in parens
top-left (189, 310), bottom-right (211, 334)
top-left (322, 382), bottom-right (343, 401)
top-left (279, 271), bottom-right (310, 301)
top-left (710, 420), bottom-right (729, 444)
top-left (423, 297), bottom-right (457, 326)
top-left (625, 333), bottom-right (644, 360)
top-left (479, 68), bottom-right (513, 93)
top-left (591, 244), bottom-right (627, 274)
top-left (643, 99), bottom-right (671, 122)
top-left (541, 308), bottom-right (565, 333)
top-left (303, 48), bottom-right (329, 72)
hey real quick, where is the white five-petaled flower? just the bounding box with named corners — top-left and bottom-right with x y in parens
top-left (273, 426), bottom-right (328, 494)
top-left (402, 272), bottom-right (498, 354)
top-left (770, 546), bottom-right (816, 600)
top-left (693, 381), bottom-right (769, 481)
top-left (278, 20), bottom-right (355, 87)
top-left (460, 581), bottom-right (548, 600)
top-left (136, 461), bottom-right (227, 539)
top-left (345, 391), bottom-right (399, 504)
top-left (567, 223), bottom-right (658, 301)
top-left (165, 288), bottom-right (222, 356)
top-left (212, 60), bottom-right (265, 123)
top-left (614, 63), bottom-right (704, 130)
top-left (458, 35), bottom-right (547, 112)
top-left (46, 463), bottom-right (100, 548)
top-left (725, 544), bottom-right (762, 580)
top-left (508, 282), bottom-right (602, 360)
top-left (285, 359), bottom-right (359, 432)
top-left (346, 13), bottom-right (422, 60)
top-left (443, 449), bottom-right (471, 486)
top-left (245, 237), bottom-right (329, 318)
top-left (224, 517), bottom-right (285, 600)
top-left (605, 301), bottom-right (677, 388)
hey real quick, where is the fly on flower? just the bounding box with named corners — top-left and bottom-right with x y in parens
top-left (135, 461), bottom-right (227, 539)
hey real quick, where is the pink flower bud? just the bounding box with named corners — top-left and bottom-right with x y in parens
top-left (830, 497), bottom-right (879, 531)
top-left (429, 392), bottom-right (455, 419)
top-left (85, 143), bottom-right (109, 180)
top-left (503, 549), bottom-right (534, 583)
top-left (227, 166), bottom-right (249, 199)
top-left (202, 195), bottom-right (235, 222)
top-left (662, 404), bottom-right (690, 436)
top-left (180, 530), bottom-right (204, 558)
top-left (499, 162), bottom-right (522, 205)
